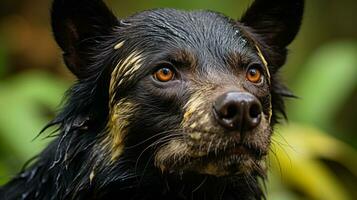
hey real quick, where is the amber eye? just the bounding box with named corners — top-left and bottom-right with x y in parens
top-left (246, 66), bottom-right (263, 84)
top-left (153, 67), bottom-right (175, 82)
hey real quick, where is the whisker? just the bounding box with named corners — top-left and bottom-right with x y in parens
top-left (134, 133), bottom-right (184, 176)
top-left (206, 138), bottom-right (213, 155)
top-left (192, 176), bottom-right (208, 194)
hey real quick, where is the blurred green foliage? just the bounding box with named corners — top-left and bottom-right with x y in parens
top-left (268, 124), bottom-right (357, 200)
top-left (289, 41), bottom-right (357, 132)
top-left (0, 72), bottom-right (68, 184)
top-left (265, 41), bottom-right (357, 200)
top-left (0, 0), bottom-right (356, 199)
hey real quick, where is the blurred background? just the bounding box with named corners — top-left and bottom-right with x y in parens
top-left (0, 0), bottom-right (356, 199)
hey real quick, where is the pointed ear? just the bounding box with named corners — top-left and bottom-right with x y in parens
top-left (241, 0), bottom-right (304, 49)
top-left (51, 0), bottom-right (118, 78)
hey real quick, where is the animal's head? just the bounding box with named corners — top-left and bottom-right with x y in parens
top-left (51, 0), bottom-right (303, 183)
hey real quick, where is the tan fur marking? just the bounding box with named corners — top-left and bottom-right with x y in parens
top-left (89, 170), bottom-right (95, 184)
top-left (159, 165), bottom-right (166, 174)
top-left (120, 51), bottom-right (143, 74)
top-left (182, 93), bottom-right (206, 125)
top-left (155, 140), bottom-right (189, 169)
top-left (255, 45), bottom-right (273, 122)
top-left (109, 66), bottom-right (121, 104)
top-left (204, 126), bottom-right (211, 132)
top-left (107, 50), bottom-right (144, 161)
top-left (268, 95), bottom-right (273, 123)
top-left (201, 114), bottom-right (211, 124)
top-left (123, 59), bottom-right (142, 77)
top-left (190, 132), bottom-right (201, 140)
top-left (197, 110), bottom-right (205, 116)
top-left (183, 109), bottom-right (194, 124)
top-left (118, 57), bottom-right (143, 86)
top-left (255, 44), bottom-right (271, 83)
top-left (190, 122), bottom-right (198, 129)
top-left (105, 99), bottom-right (137, 161)
top-left (109, 51), bottom-right (143, 104)
top-left (114, 41), bottom-right (125, 50)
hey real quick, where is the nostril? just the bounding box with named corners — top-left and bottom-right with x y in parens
top-left (225, 104), bottom-right (238, 119)
top-left (249, 103), bottom-right (261, 119)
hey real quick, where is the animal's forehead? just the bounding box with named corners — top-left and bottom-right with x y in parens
top-left (129, 9), bottom-right (233, 31)
top-left (121, 9), bottom-right (248, 52)
top-left (109, 9), bottom-right (265, 102)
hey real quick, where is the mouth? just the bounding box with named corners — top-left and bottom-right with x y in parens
top-left (154, 128), bottom-right (270, 176)
top-left (225, 145), bottom-right (255, 155)
top-left (166, 143), bottom-right (265, 176)
top-left (178, 139), bottom-right (267, 176)
top-left (198, 143), bottom-right (264, 164)
top-left (186, 130), bottom-right (267, 160)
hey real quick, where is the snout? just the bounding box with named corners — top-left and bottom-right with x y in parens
top-left (213, 91), bottom-right (262, 131)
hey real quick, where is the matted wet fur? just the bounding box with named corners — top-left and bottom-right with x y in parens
top-left (0, 0), bottom-right (304, 199)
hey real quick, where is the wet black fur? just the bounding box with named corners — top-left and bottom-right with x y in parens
top-left (0, 0), bottom-right (304, 199)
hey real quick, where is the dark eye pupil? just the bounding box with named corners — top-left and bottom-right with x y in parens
top-left (162, 68), bottom-right (170, 75)
top-left (249, 69), bottom-right (257, 76)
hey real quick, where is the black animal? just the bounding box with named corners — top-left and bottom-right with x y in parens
top-left (0, 0), bottom-right (304, 199)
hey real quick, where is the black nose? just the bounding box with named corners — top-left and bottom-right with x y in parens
top-left (213, 92), bottom-right (262, 131)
